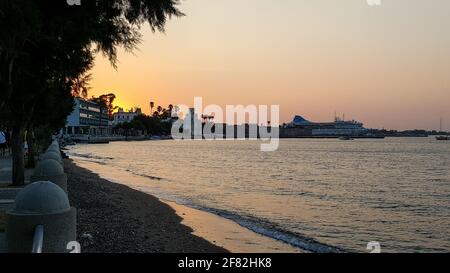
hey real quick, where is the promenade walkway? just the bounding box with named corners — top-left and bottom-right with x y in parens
top-left (0, 156), bottom-right (35, 253)
top-left (1, 156), bottom-right (35, 183)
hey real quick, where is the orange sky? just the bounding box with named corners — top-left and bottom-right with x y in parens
top-left (90, 0), bottom-right (450, 130)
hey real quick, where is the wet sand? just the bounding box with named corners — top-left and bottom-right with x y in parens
top-left (166, 201), bottom-right (301, 253)
top-left (66, 159), bottom-right (302, 253)
top-left (65, 159), bottom-right (227, 253)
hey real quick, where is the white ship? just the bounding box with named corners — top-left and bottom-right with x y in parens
top-left (284, 115), bottom-right (370, 137)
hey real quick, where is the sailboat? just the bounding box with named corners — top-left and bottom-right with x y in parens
top-left (436, 118), bottom-right (450, 141)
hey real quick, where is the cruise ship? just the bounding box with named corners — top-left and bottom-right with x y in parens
top-left (281, 115), bottom-right (374, 138)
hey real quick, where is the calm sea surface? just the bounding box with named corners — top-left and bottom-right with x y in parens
top-left (67, 138), bottom-right (450, 252)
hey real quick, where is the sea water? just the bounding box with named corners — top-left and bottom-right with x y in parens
top-left (67, 137), bottom-right (450, 252)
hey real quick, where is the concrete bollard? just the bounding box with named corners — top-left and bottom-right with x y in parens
top-left (49, 141), bottom-right (59, 147)
top-left (47, 141), bottom-right (60, 150)
top-left (40, 151), bottom-right (64, 167)
top-left (46, 145), bottom-right (60, 154)
top-left (5, 181), bottom-right (77, 253)
top-left (45, 149), bottom-right (61, 158)
top-left (47, 145), bottom-right (59, 151)
top-left (30, 159), bottom-right (68, 193)
top-left (48, 141), bottom-right (59, 148)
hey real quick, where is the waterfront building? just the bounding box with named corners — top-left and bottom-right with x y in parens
top-left (184, 108), bottom-right (202, 139)
top-left (112, 108), bottom-right (142, 125)
top-left (64, 98), bottom-right (110, 136)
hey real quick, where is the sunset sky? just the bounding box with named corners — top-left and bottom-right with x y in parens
top-left (90, 0), bottom-right (450, 130)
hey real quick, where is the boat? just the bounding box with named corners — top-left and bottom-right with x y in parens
top-left (436, 118), bottom-right (449, 141)
top-left (339, 136), bottom-right (354, 141)
top-left (436, 136), bottom-right (450, 141)
top-left (284, 115), bottom-right (369, 137)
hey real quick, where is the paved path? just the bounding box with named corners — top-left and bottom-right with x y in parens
top-left (0, 156), bottom-right (36, 253)
top-left (0, 233), bottom-right (5, 253)
top-left (0, 156), bottom-right (13, 184)
top-left (0, 156), bottom-right (31, 211)
top-left (0, 189), bottom-right (21, 200)
top-left (0, 189), bottom-right (19, 211)
top-left (0, 156), bottom-right (34, 185)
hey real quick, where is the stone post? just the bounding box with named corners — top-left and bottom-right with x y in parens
top-left (5, 182), bottom-right (77, 253)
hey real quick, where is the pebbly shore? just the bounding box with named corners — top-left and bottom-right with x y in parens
top-left (65, 159), bottom-right (228, 253)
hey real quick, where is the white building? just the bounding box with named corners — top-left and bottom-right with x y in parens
top-left (64, 98), bottom-right (110, 136)
top-left (183, 108), bottom-right (203, 139)
top-left (112, 108), bottom-right (142, 125)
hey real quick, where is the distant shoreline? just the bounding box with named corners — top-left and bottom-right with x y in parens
top-left (64, 135), bottom-right (437, 146)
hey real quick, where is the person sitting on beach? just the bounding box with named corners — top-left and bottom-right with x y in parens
top-left (0, 131), bottom-right (7, 156)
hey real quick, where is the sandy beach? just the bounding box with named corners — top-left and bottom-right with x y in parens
top-left (65, 159), bottom-right (227, 253)
top-left (65, 159), bottom-right (301, 253)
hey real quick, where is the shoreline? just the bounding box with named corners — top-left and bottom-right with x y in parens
top-left (164, 200), bottom-right (302, 253)
top-left (65, 159), bottom-right (227, 253)
top-left (66, 159), bottom-right (302, 253)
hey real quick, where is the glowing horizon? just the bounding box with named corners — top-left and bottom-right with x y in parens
top-left (90, 0), bottom-right (450, 131)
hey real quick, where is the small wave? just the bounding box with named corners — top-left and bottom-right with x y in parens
top-left (371, 204), bottom-right (400, 209)
top-left (70, 152), bottom-right (166, 181)
top-left (125, 170), bottom-right (165, 181)
top-left (68, 152), bottom-right (114, 161)
top-left (191, 205), bottom-right (344, 253)
top-left (67, 149), bottom-right (341, 252)
top-left (74, 158), bottom-right (109, 166)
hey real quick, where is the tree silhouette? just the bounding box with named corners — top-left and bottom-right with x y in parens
top-left (0, 0), bottom-right (183, 185)
top-left (150, 101), bottom-right (155, 114)
top-left (91, 93), bottom-right (119, 120)
top-left (71, 73), bottom-right (92, 99)
top-left (157, 106), bottom-right (163, 117)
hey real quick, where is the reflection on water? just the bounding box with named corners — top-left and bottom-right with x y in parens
top-left (67, 138), bottom-right (450, 252)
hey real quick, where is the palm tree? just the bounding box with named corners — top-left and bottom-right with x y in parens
top-left (71, 73), bottom-right (92, 98)
top-left (150, 101), bottom-right (155, 115)
top-left (167, 104), bottom-right (174, 119)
